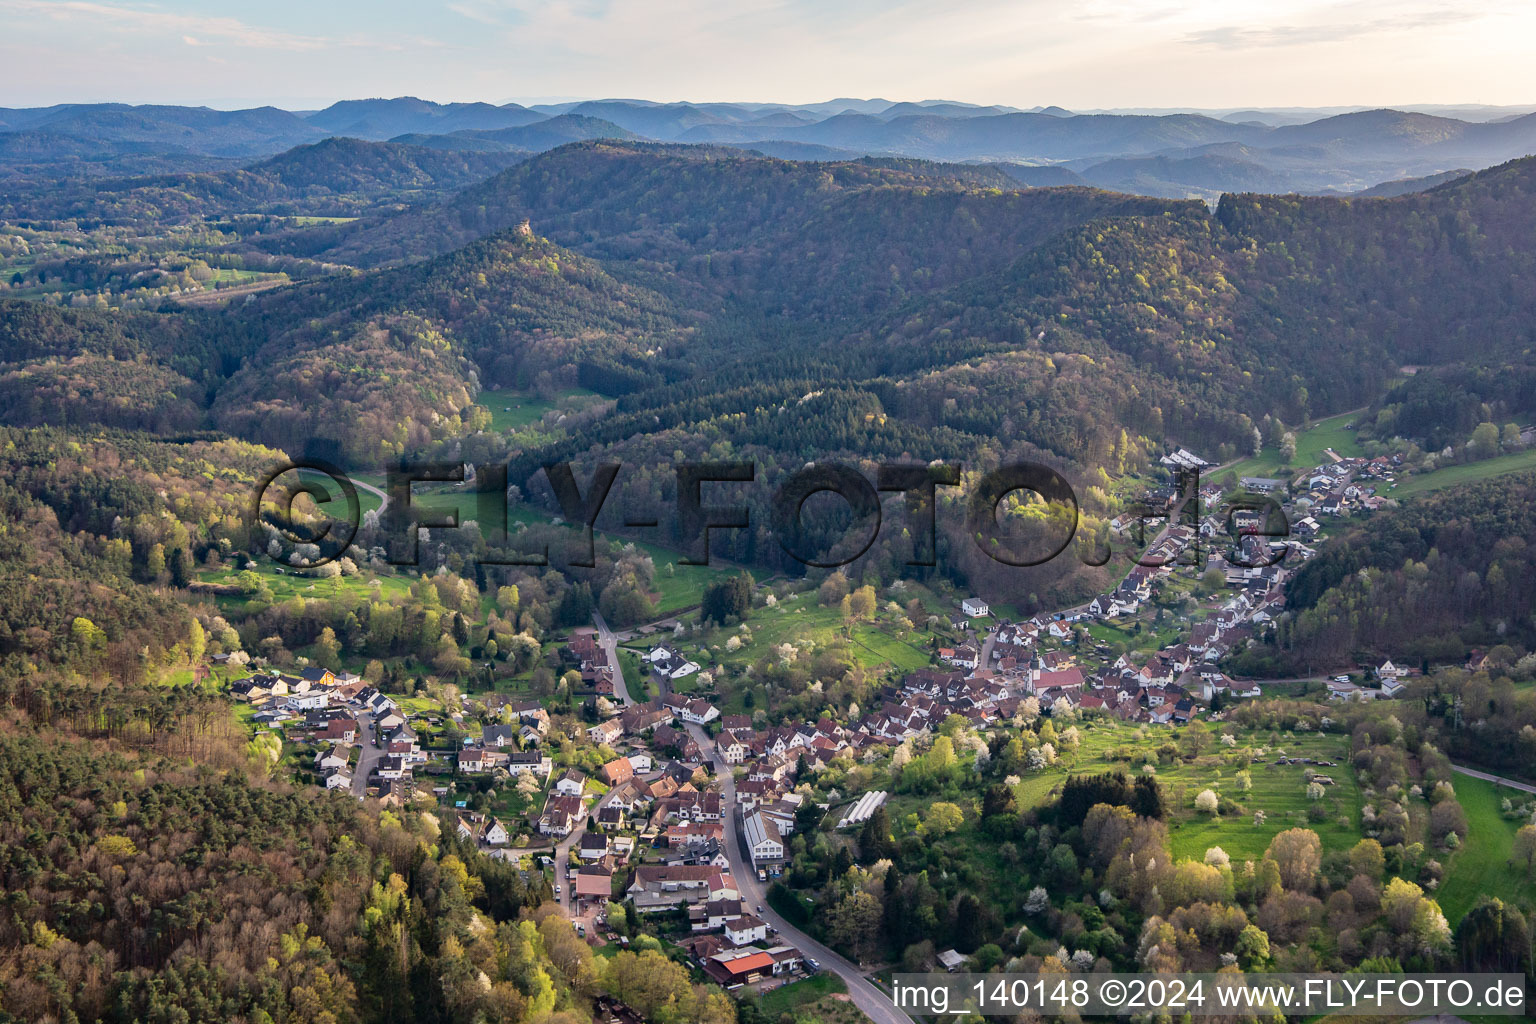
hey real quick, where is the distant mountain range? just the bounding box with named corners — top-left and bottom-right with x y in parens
top-left (3, 96), bottom-right (1535, 198)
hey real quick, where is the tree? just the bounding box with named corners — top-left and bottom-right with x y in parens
top-left (314, 627), bottom-right (342, 670)
top-left (1130, 775), bottom-right (1166, 819)
top-left (1195, 789), bottom-right (1219, 814)
top-left (1456, 896), bottom-right (1533, 974)
top-left (826, 891), bottom-right (883, 961)
top-left (924, 802), bottom-right (964, 837)
top-left (1349, 838), bottom-right (1386, 880)
top-left (859, 805), bottom-right (896, 863)
top-left (1470, 421), bottom-right (1502, 460)
top-left (1235, 924), bottom-right (1271, 970)
top-left (848, 584), bottom-right (876, 620)
top-left (1514, 825), bottom-right (1536, 876)
top-left (167, 546), bottom-right (191, 588)
top-left (1265, 828), bottom-right (1322, 891)
top-left (701, 573), bottom-right (752, 626)
top-left (818, 574), bottom-right (849, 606)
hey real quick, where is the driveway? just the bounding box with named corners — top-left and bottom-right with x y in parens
top-left (681, 721), bottom-right (915, 1024)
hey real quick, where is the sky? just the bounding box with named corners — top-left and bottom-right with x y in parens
top-left (1, 0), bottom-right (1533, 110)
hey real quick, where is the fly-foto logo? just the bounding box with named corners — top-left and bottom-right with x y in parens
top-left (251, 459), bottom-right (1290, 572)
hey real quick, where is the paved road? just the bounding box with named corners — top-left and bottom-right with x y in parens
top-left (351, 709), bottom-right (382, 798)
top-left (1452, 764), bottom-right (1536, 795)
top-left (591, 609), bottom-right (633, 705)
top-left (681, 721), bottom-right (915, 1024)
top-left (553, 787), bottom-right (620, 914)
top-left (350, 475), bottom-right (388, 514)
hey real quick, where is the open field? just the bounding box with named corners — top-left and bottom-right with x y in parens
top-left (478, 386), bottom-right (600, 432)
top-left (641, 587), bottom-right (937, 684)
top-left (1003, 720), bottom-right (1363, 862)
top-left (1388, 448), bottom-right (1536, 497)
top-left (194, 559), bottom-right (412, 609)
top-left (1222, 411), bottom-right (1366, 483)
top-left (1434, 773), bottom-right (1536, 924)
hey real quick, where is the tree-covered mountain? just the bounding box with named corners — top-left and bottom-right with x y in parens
top-left (4, 97), bottom-right (1534, 195)
top-left (0, 137), bottom-right (525, 224)
top-left (1250, 472), bottom-right (1536, 671)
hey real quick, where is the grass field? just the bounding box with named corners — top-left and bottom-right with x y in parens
top-left (1434, 773), bottom-right (1536, 924)
top-left (1388, 448), bottom-right (1536, 497)
top-left (477, 386), bottom-right (600, 432)
top-left (195, 559), bottom-right (412, 609)
top-left (665, 588), bottom-right (937, 680)
top-left (1002, 720), bottom-right (1363, 862)
top-left (752, 974), bottom-right (867, 1023)
top-left (1222, 411), bottom-right (1366, 483)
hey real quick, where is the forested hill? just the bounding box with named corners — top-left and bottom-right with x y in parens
top-left (308, 140), bottom-right (1195, 271)
top-left (0, 137), bottom-right (525, 224)
top-left (1247, 471), bottom-right (1536, 672)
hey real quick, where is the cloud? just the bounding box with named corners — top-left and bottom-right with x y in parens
top-left (1183, 3), bottom-right (1489, 49)
top-left (0, 0), bottom-right (404, 51)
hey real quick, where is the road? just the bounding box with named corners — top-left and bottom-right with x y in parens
top-left (351, 709), bottom-right (382, 798)
top-left (591, 609), bottom-right (633, 705)
top-left (553, 786), bottom-right (619, 914)
top-left (350, 476), bottom-right (388, 515)
top-left (681, 721), bottom-right (915, 1024)
top-left (1451, 764), bottom-right (1536, 795)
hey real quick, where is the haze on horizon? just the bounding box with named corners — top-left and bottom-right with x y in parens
top-left (1, 0), bottom-right (1533, 111)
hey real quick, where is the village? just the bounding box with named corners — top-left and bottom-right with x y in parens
top-left (218, 442), bottom-right (1432, 1003)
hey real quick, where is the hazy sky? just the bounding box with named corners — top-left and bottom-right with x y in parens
top-left (1, 0), bottom-right (1532, 110)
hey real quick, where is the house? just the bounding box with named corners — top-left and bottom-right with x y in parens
top-left (554, 769), bottom-right (586, 797)
top-left (597, 804), bottom-right (627, 831)
top-left (574, 865), bottom-right (613, 902)
top-left (743, 811), bottom-right (785, 868)
top-left (647, 645), bottom-right (700, 681)
top-left (628, 865), bottom-right (734, 911)
top-left (718, 731), bottom-right (751, 765)
top-left (506, 751), bottom-right (553, 779)
top-left (600, 756), bottom-right (635, 785)
top-left (942, 644), bottom-right (979, 670)
top-left (322, 769), bottom-right (353, 790)
top-left (588, 719), bottom-right (624, 746)
top-left (1380, 677), bottom-right (1407, 698)
top-left (680, 699), bottom-right (720, 725)
top-left (299, 666), bottom-right (336, 688)
top-left (1240, 477), bottom-right (1284, 494)
top-left (479, 816), bottom-right (511, 846)
top-left (690, 897), bottom-right (744, 932)
top-left (702, 949), bottom-right (776, 987)
top-left (457, 748), bottom-right (488, 774)
top-left (723, 915), bottom-right (769, 946)
top-left (315, 746), bottom-right (349, 772)
top-left (1376, 660), bottom-right (1405, 682)
top-left (539, 794), bottom-right (583, 836)
top-left (579, 832), bottom-right (610, 861)
top-left (482, 724), bottom-right (518, 747)
top-left (317, 717), bottom-right (358, 744)
top-left (961, 598), bottom-right (990, 618)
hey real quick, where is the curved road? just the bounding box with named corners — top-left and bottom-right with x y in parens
top-left (680, 720), bottom-right (915, 1024)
